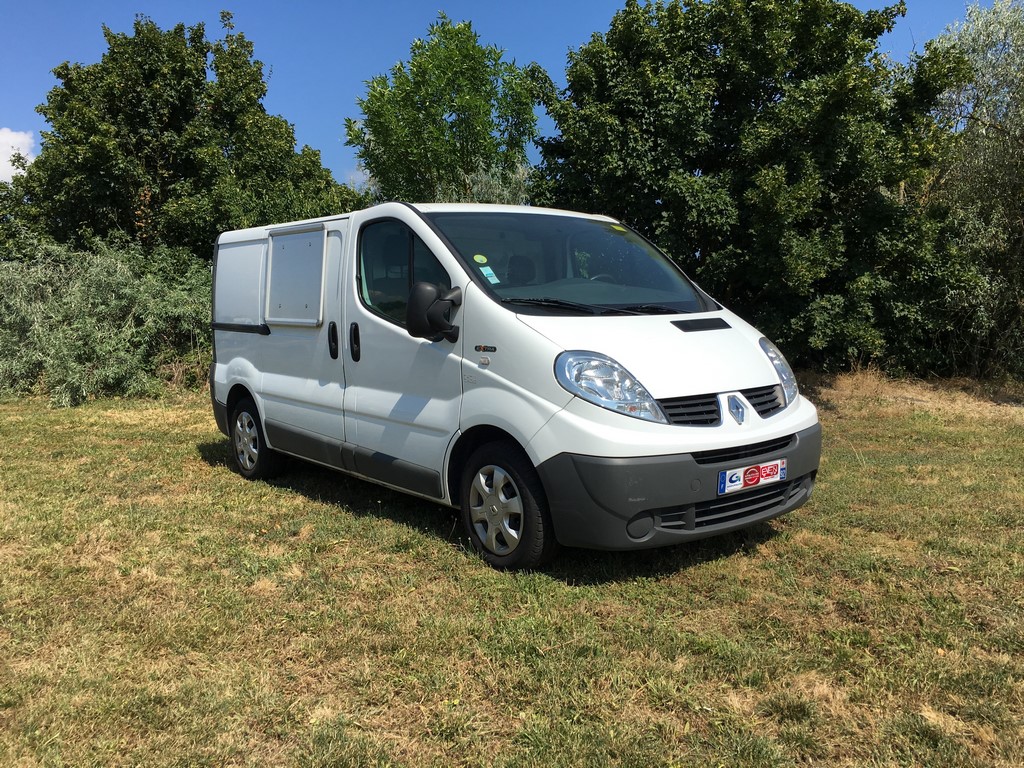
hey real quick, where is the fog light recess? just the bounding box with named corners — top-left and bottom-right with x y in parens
top-left (626, 512), bottom-right (655, 541)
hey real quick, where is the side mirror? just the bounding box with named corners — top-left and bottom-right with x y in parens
top-left (407, 282), bottom-right (462, 342)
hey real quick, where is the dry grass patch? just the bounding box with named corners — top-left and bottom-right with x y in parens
top-left (1, 379), bottom-right (1023, 766)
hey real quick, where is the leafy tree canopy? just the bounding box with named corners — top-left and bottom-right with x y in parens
top-left (535, 0), bottom-right (970, 371)
top-left (931, 0), bottom-right (1024, 376)
top-left (11, 12), bottom-right (364, 255)
top-left (345, 13), bottom-right (544, 203)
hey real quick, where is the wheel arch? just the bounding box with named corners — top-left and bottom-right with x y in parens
top-left (226, 384), bottom-right (257, 425)
top-left (447, 425), bottom-right (532, 507)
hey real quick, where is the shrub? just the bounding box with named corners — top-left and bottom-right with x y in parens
top-left (0, 239), bottom-right (210, 406)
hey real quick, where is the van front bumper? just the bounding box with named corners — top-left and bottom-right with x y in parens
top-left (536, 423), bottom-right (821, 550)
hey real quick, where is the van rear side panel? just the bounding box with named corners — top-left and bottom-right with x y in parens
top-left (211, 235), bottom-right (268, 436)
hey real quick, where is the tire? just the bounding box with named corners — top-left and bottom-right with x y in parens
top-left (230, 397), bottom-right (283, 480)
top-left (460, 441), bottom-right (557, 570)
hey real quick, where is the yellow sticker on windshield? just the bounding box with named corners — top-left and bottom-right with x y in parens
top-left (474, 254), bottom-right (488, 264)
top-left (611, 225), bottom-right (626, 232)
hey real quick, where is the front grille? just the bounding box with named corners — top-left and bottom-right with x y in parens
top-left (656, 475), bottom-right (806, 531)
top-left (691, 434), bottom-right (795, 466)
top-left (657, 385), bottom-right (786, 427)
top-left (741, 384), bottom-right (785, 418)
top-left (657, 393), bottom-right (721, 426)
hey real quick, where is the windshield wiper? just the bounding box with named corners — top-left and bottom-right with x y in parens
top-left (501, 297), bottom-right (640, 315)
top-left (617, 304), bottom-right (684, 315)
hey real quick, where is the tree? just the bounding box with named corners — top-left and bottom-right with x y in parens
top-left (931, 0), bottom-right (1024, 376)
top-left (0, 158), bottom-right (34, 252)
top-left (536, 0), bottom-right (970, 372)
top-left (15, 13), bottom-right (363, 256)
top-left (345, 13), bottom-right (543, 203)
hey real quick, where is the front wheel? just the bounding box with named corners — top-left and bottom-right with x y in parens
top-left (230, 397), bottom-right (283, 480)
top-left (460, 441), bottom-right (557, 570)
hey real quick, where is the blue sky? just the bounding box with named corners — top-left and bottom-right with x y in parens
top-left (0, 1), bottom-right (989, 184)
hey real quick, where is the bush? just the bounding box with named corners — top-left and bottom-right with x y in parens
top-left (0, 238), bottom-right (210, 406)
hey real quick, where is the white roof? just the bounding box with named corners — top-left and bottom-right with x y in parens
top-left (216, 202), bottom-right (617, 246)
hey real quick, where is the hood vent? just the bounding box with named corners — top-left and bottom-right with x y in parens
top-left (671, 318), bottom-right (731, 332)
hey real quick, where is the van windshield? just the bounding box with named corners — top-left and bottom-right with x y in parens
top-left (422, 211), bottom-right (713, 315)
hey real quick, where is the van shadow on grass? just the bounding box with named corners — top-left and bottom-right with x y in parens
top-left (196, 438), bottom-right (461, 538)
top-left (546, 523), bottom-right (778, 586)
top-left (197, 440), bottom-right (779, 585)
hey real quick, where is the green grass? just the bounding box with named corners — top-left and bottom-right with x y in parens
top-left (1, 371), bottom-right (1022, 766)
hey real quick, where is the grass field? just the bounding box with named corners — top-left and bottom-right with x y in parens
top-left (1, 371), bottom-right (1022, 767)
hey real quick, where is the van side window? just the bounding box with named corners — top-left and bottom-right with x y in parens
top-left (358, 220), bottom-right (450, 326)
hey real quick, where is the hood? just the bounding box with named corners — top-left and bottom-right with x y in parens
top-left (516, 310), bottom-right (780, 399)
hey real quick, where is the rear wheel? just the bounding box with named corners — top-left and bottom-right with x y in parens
top-left (230, 398), bottom-right (283, 480)
top-left (460, 441), bottom-right (557, 569)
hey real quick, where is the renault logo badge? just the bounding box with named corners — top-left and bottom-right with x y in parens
top-left (728, 395), bottom-right (746, 425)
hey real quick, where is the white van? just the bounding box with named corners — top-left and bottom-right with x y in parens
top-left (210, 202), bottom-right (821, 568)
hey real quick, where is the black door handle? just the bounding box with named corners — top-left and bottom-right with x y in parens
top-left (327, 322), bottom-right (339, 359)
top-left (349, 322), bottom-right (361, 362)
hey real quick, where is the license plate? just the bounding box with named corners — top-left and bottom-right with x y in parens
top-left (718, 458), bottom-right (787, 495)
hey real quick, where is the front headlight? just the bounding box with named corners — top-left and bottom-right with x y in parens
top-left (759, 338), bottom-right (799, 405)
top-left (555, 351), bottom-right (667, 423)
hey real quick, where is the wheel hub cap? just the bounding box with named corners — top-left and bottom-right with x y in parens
top-left (469, 465), bottom-right (523, 556)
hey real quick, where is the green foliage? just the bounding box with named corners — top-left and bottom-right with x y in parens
top-left (931, 0), bottom-right (1024, 377)
top-left (0, 154), bottom-right (34, 250)
top-left (5, 2), bottom-right (1024, 386)
top-left (13, 13), bottom-right (363, 256)
top-left (345, 13), bottom-right (543, 203)
top-left (0, 238), bottom-right (210, 406)
top-left (535, 0), bottom-right (977, 373)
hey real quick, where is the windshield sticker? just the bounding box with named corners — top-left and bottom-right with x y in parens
top-left (474, 254), bottom-right (488, 264)
top-left (480, 265), bottom-right (501, 284)
top-left (611, 225), bottom-right (627, 232)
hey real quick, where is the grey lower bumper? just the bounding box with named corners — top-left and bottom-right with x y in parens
top-left (536, 423), bottom-right (822, 550)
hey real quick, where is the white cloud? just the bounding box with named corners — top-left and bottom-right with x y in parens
top-left (0, 128), bottom-right (37, 183)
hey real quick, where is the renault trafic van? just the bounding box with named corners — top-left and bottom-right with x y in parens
top-left (210, 203), bottom-right (821, 568)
